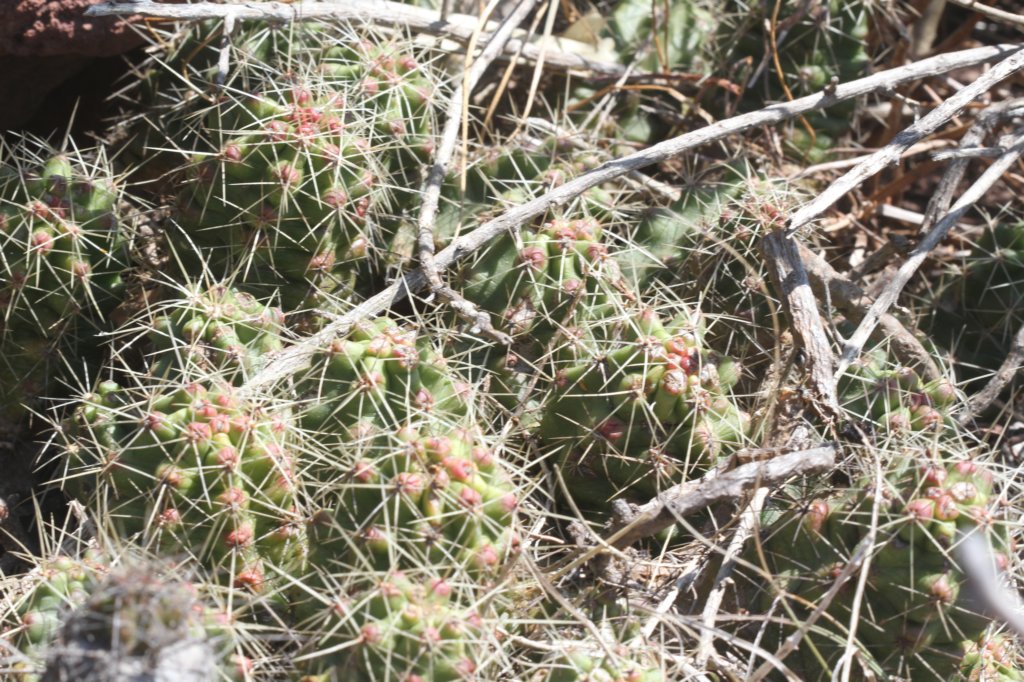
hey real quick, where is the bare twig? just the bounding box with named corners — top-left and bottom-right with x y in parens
top-left (947, 0), bottom-right (1024, 29)
top-left (837, 130), bottom-right (1024, 377)
top-left (603, 446), bottom-right (835, 550)
top-left (240, 44), bottom-right (1021, 395)
top-left (797, 242), bottom-right (942, 381)
top-left (86, 0), bottom-right (625, 76)
top-left (416, 0), bottom-right (535, 344)
top-left (695, 487), bottom-right (769, 668)
top-left (786, 46), bottom-right (1024, 236)
top-left (962, 322), bottom-right (1024, 423)
top-left (762, 231), bottom-right (841, 419)
top-left (956, 530), bottom-right (1024, 638)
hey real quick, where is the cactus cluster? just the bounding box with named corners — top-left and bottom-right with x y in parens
top-left (749, 452), bottom-right (1013, 679)
top-left (0, 142), bottom-right (128, 431)
top-left (299, 571), bottom-right (488, 681)
top-left (840, 351), bottom-right (957, 433)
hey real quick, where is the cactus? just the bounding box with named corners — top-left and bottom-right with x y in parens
top-left (135, 22), bottom-right (439, 313)
top-left (715, 0), bottom-right (871, 162)
top-left (59, 286), bottom-right (306, 591)
top-left (298, 571), bottom-right (491, 681)
top-left (746, 450), bottom-right (1014, 679)
top-left (929, 220), bottom-right (1024, 385)
top-left (0, 139), bottom-right (129, 433)
top-left (959, 633), bottom-right (1023, 682)
top-left (839, 349), bottom-right (957, 434)
top-left (536, 305), bottom-right (745, 508)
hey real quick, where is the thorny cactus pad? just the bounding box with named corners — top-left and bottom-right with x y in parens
top-left (62, 380), bottom-right (306, 591)
top-left (748, 451), bottom-right (1015, 679)
top-left (0, 141), bottom-right (128, 432)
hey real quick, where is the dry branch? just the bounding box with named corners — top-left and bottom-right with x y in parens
top-left (837, 129), bottom-right (1024, 376)
top-left (604, 446), bottom-right (835, 550)
top-left (762, 231), bottom-right (841, 418)
top-left (415, 0), bottom-right (535, 344)
top-left (947, 0), bottom-right (1024, 29)
top-left (961, 322), bottom-right (1024, 423)
top-left (786, 46), bottom-right (1024, 235)
top-left (797, 243), bottom-right (942, 380)
top-left (240, 44), bottom-right (1020, 396)
top-left (86, 0), bottom-right (625, 76)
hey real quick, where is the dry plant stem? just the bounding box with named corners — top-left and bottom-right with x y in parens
top-left (796, 242), bottom-right (942, 380)
top-left (947, 0), bottom-right (1024, 29)
top-left (604, 446), bottom-right (835, 550)
top-left (786, 46), bottom-right (1024, 236)
top-left (762, 230), bottom-right (841, 418)
top-left (694, 487), bottom-right (769, 668)
top-left (956, 531), bottom-right (1024, 638)
top-left (86, 0), bottom-right (624, 76)
top-left (239, 44), bottom-right (1019, 395)
top-left (961, 322), bottom-right (1024, 423)
top-left (747, 537), bottom-right (872, 681)
top-left (416, 0), bottom-right (535, 344)
top-left (837, 130), bottom-right (1024, 377)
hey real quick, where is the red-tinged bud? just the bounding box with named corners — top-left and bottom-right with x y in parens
top-left (906, 498), bottom-right (935, 521)
top-left (443, 456), bottom-right (473, 482)
top-left (921, 465), bottom-right (947, 487)
top-left (597, 418), bottom-right (625, 441)
top-left (356, 196), bottom-right (371, 218)
top-left (218, 488), bottom-right (247, 508)
top-left (158, 508), bottom-right (181, 526)
top-left (185, 421), bottom-right (213, 443)
top-left (413, 388), bottom-right (434, 412)
top-left (209, 413), bottom-right (231, 434)
top-left (221, 143), bottom-right (243, 163)
top-left (323, 188), bottom-right (347, 208)
top-left (934, 495), bottom-right (960, 521)
top-left (431, 467), bottom-right (450, 489)
top-left (353, 459), bottom-right (377, 483)
top-left (804, 499), bottom-right (830, 534)
top-left (661, 369), bottom-right (687, 396)
top-left (459, 487), bottom-right (482, 508)
top-left (472, 447), bottom-right (495, 469)
top-left (265, 120), bottom-right (290, 141)
top-left (562, 278), bottom-right (582, 295)
top-left (995, 552), bottom-right (1009, 572)
top-left (429, 578), bottom-right (451, 599)
top-left (422, 626), bottom-right (441, 644)
top-left (398, 55), bottom-right (418, 72)
top-left (230, 414), bottom-right (253, 435)
top-left (71, 260), bottom-right (91, 281)
top-left (274, 163), bottom-right (301, 187)
top-left (225, 524), bottom-right (254, 548)
top-left (949, 481), bottom-right (978, 504)
top-left (361, 624), bottom-right (382, 645)
top-left (424, 436), bottom-right (452, 459)
top-left (395, 472), bottom-right (425, 498)
top-left (292, 87), bottom-right (311, 106)
top-left (520, 246), bottom-right (547, 270)
top-left (928, 573), bottom-right (956, 603)
top-left (234, 566), bottom-right (263, 590)
top-left (359, 371), bottom-right (385, 390)
top-left (31, 230), bottom-right (54, 253)
top-left (955, 461), bottom-right (979, 477)
top-left (924, 486), bottom-right (944, 500)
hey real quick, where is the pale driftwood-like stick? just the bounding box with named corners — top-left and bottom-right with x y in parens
top-left (836, 131), bottom-right (1024, 377)
top-left (604, 446), bottom-right (835, 550)
top-left (762, 231), bottom-right (841, 418)
top-left (947, 0), bottom-right (1024, 29)
top-left (240, 44), bottom-right (1019, 395)
top-left (786, 46), bottom-right (1024, 235)
top-left (695, 487), bottom-right (769, 668)
top-left (797, 242), bottom-right (942, 380)
top-left (956, 531), bottom-right (1024, 638)
top-left (86, 0), bottom-right (625, 76)
top-left (962, 322), bottom-right (1024, 423)
top-left (416, 0), bottom-right (534, 345)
